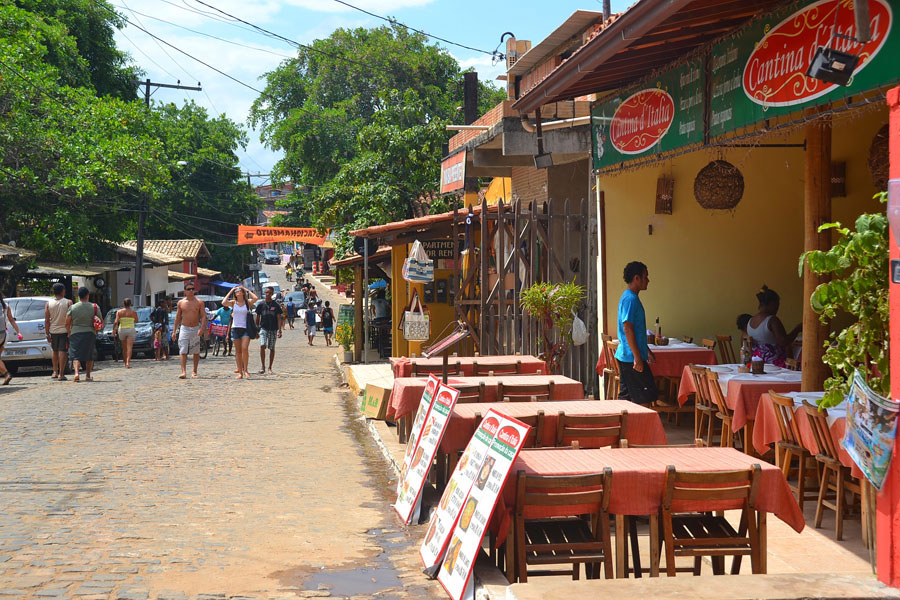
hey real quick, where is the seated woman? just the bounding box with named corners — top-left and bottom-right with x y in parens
top-left (746, 286), bottom-right (801, 367)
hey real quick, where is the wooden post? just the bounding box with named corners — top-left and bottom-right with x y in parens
top-left (353, 265), bottom-right (364, 363)
top-left (801, 114), bottom-right (832, 391)
top-left (391, 245), bottom-right (409, 358)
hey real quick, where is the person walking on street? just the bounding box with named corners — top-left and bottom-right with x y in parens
top-left (113, 298), bottom-right (139, 368)
top-left (44, 282), bottom-right (71, 380)
top-left (172, 283), bottom-right (208, 379)
top-left (65, 286), bottom-right (98, 382)
top-left (321, 301), bottom-right (335, 346)
top-left (255, 286), bottom-right (284, 374)
top-left (151, 300), bottom-right (169, 361)
top-left (305, 300), bottom-right (317, 346)
top-left (285, 298), bottom-right (296, 329)
top-left (0, 292), bottom-right (22, 385)
top-left (614, 261), bottom-right (657, 404)
top-left (212, 303), bottom-right (233, 356)
top-left (223, 285), bottom-right (257, 379)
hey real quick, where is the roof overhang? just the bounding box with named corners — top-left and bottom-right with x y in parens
top-left (196, 267), bottom-right (222, 278)
top-left (168, 270), bottom-right (196, 282)
top-left (0, 262), bottom-right (135, 277)
top-left (329, 246), bottom-right (392, 268)
top-left (507, 10), bottom-right (603, 77)
top-left (351, 204), bottom-right (498, 245)
top-left (513, 0), bottom-right (787, 115)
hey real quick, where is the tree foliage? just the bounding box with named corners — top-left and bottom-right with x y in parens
top-left (520, 281), bottom-right (586, 373)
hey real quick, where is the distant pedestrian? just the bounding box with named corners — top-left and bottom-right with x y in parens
top-left (0, 291), bottom-right (22, 385)
top-left (172, 283), bottom-right (208, 379)
top-left (65, 286), bottom-right (98, 382)
top-left (223, 285), bottom-right (258, 379)
top-left (44, 282), bottom-right (71, 380)
top-left (305, 301), bottom-right (317, 346)
top-left (113, 298), bottom-right (139, 368)
top-left (151, 300), bottom-right (169, 361)
top-left (255, 286), bottom-right (284, 374)
top-left (213, 303), bottom-right (233, 356)
top-left (285, 298), bottom-right (297, 329)
top-left (321, 301), bottom-right (335, 346)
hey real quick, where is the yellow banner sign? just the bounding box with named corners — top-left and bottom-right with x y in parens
top-left (237, 225), bottom-right (328, 245)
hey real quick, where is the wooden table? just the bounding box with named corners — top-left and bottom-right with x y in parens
top-left (441, 400), bottom-right (668, 453)
top-left (391, 354), bottom-right (547, 378)
top-left (494, 447), bottom-right (804, 578)
top-left (597, 342), bottom-right (717, 379)
top-left (677, 364), bottom-right (802, 455)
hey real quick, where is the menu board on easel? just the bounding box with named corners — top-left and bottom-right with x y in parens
top-left (394, 380), bottom-right (460, 524)
top-left (435, 410), bottom-right (531, 600)
top-left (394, 375), bottom-right (439, 520)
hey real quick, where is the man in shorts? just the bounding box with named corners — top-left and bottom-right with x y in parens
top-left (255, 286), bottom-right (283, 374)
top-left (615, 261), bottom-right (657, 404)
top-left (172, 283), bottom-right (207, 379)
top-left (44, 282), bottom-right (72, 380)
top-left (305, 300), bottom-right (317, 346)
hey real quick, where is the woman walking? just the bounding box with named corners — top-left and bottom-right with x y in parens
top-left (66, 287), bottom-right (98, 382)
top-left (223, 285), bottom-right (258, 379)
top-left (113, 298), bottom-right (138, 368)
top-left (0, 292), bottom-right (23, 385)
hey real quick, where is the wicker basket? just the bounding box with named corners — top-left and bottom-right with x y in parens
top-left (868, 125), bottom-right (889, 191)
top-left (694, 160), bottom-right (745, 210)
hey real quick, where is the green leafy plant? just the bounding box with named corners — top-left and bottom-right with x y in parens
top-left (799, 192), bottom-right (889, 408)
top-left (520, 280), bottom-right (585, 373)
top-left (336, 322), bottom-right (354, 353)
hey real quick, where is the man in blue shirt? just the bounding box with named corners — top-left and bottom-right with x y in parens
top-left (614, 261), bottom-right (657, 404)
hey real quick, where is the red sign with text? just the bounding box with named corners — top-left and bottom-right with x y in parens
top-left (609, 88), bottom-right (675, 154)
top-left (440, 151), bottom-right (466, 194)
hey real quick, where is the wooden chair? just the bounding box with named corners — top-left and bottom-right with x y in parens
top-left (517, 412), bottom-right (546, 449)
top-left (659, 465), bottom-right (762, 576)
top-left (688, 365), bottom-right (718, 447)
top-left (715, 335), bottom-right (736, 364)
top-left (601, 336), bottom-right (620, 399)
top-left (453, 382), bottom-right (486, 404)
top-left (411, 360), bottom-right (461, 377)
top-left (706, 370), bottom-right (742, 449)
top-left (768, 392), bottom-right (818, 511)
top-left (473, 360), bottom-right (522, 375)
top-left (620, 439), bottom-right (704, 449)
top-left (801, 400), bottom-right (862, 540)
top-left (498, 381), bottom-right (556, 402)
top-left (556, 411), bottom-right (627, 448)
top-left (701, 338), bottom-right (716, 352)
top-left (512, 469), bottom-right (614, 582)
top-left (784, 357), bottom-right (799, 371)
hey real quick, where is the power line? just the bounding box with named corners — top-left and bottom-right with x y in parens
top-left (0, 56), bottom-right (74, 114)
top-left (118, 27), bottom-right (181, 81)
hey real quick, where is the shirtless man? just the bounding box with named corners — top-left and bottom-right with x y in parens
top-left (172, 283), bottom-right (208, 379)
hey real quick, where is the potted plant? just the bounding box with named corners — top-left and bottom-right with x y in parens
top-left (336, 322), bottom-right (354, 363)
top-left (520, 280), bottom-right (585, 373)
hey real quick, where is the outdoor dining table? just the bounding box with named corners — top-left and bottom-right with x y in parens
top-left (440, 400), bottom-right (668, 453)
top-left (492, 447), bottom-right (804, 578)
top-left (753, 392), bottom-right (860, 478)
top-left (390, 354), bottom-right (547, 378)
top-left (596, 341), bottom-right (717, 378)
top-left (677, 364), bottom-right (803, 455)
top-left (387, 374), bottom-right (585, 421)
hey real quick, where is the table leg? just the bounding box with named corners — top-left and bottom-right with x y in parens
top-left (757, 511), bottom-right (767, 574)
top-left (743, 420), bottom-right (755, 457)
top-left (649, 513), bottom-right (660, 577)
top-left (615, 514), bottom-right (626, 578)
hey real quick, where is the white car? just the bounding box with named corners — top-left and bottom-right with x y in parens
top-left (2, 296), bottom-right (54, 373)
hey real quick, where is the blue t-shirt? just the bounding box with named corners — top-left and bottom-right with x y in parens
top-left (305, 308), bottom-right (317, 327)
top-left (614, 289), bottom-right (649, 363)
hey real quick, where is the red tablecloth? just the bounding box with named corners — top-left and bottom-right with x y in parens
top-left (440, 400), bottom-right (667, 452)
top-left (391, 355), bottom-right (547, 378)
top-left (493, 447), bottom-right (804, 544)
top-left (597, 344), bottom-right (717, 379)
top-left (388, 374), bottom-right (585, 419)
top-left (753, 393), bottom-right (860, 478)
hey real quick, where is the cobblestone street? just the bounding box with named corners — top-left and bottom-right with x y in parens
top-left (0, 278), bottom-right (443, 600)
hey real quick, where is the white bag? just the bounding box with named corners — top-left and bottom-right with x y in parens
top-left (572, 310), bottom-right (588, 346)
top-left (402, 240), bottom-right (434, 282)
top-left (402, 290), bottom-right (431, 341)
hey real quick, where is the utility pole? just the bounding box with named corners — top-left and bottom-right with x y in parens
top-left (131, 79), bottom-right (201, 307)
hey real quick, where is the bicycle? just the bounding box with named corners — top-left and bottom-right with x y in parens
top-left (208, 323), bottom-right (229, 357)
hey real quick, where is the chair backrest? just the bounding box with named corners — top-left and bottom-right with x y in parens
top-left (603, 340), bottom-right (620, 376)
top-left (769, 391), bottom-right (804, 446)
top-left (801, 400), bottom-right (841, 462)
top-left (688, 365), bottom-right (715, 411)
top-left (453, 382), bottom-right (485, 404)
top-left (473, 360), bottom-right (522, 376)
top-left (556, 411), bottom-right (627, 447)
top-left (662, 464), bottom-right (760, 512)
top-left (682, 336), bottom-right (694, 344)
top-left (516, 411), bottom-right (545, 448)
top-left (515, 468), bottom-right (612, 518)
top-left (715, 335), bottom-right (736, 364)
top-left (705, 370), bottom-right (732, 417)
top-left (411, 360), bottom-right (461, 376)
top-left (620, 438), bottom-right (704, 448)
top-left (701, 338), bottom-right (716, 352)
top-left (785, 357), bottom-right (799, 371)
top-left (498, 381), bottom-right (555, 402)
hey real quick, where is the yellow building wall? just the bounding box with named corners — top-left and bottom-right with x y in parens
top-left (599, 108), bottom-right (887, 344)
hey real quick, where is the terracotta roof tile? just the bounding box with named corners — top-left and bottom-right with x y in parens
top-left (121, 239), bottom-right (210, 260)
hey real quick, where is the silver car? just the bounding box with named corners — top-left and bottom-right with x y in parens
top-left (2, 296), bottom-right (54, 373)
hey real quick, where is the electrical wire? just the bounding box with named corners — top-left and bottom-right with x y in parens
top-left (0, 56), bottom-right (75, 114)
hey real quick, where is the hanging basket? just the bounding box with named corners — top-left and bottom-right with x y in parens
top-left (868, 125), bottom-right (889, 191)
top-left (694, 160), bottom-right (744, 210)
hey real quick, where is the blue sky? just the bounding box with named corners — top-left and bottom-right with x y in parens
top-left (113, 0), bottom-right (630, 181)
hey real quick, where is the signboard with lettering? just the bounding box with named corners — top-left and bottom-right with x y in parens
top-left (422, 240), bottom-right (456, 260)
top-left (592, 56), bottom-right (704, 169)
top-left (709, 0), bottom-right (898, 137)
top-left (436, 410), bottom-right (531, 600)
top-left (440, 151), bottom-right (467, 194)
top-left (237, 226), bottom-right (328, 246)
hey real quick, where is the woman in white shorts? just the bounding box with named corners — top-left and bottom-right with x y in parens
top-left (113, 298), bottom-right (138, 368)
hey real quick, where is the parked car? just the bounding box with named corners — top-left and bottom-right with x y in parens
top-left (259, 249), bottom-right (280, 264)
top-left (0, 296), bottom-right (54, 373)
top-left (95, 307), bottom-right (154, 360)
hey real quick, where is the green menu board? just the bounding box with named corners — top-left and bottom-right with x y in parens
top-left (709, 0), bottom-right (900, 138)
top-left (591, 56), bottom-right (705, 170)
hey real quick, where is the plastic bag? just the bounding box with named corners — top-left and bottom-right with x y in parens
top-left (572, 310), bottom-right (587, 346)
top-left (402, 240), bottom-right (434, 282)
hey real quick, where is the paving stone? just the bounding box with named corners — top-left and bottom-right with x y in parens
top-left (116, 589), bottom-right (149, 600)
top-left (156, 592), bottom-right (190, 600)
top-left (33, 589), bottom-right (72, 598)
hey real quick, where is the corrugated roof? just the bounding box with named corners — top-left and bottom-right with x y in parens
top-left (330, 246), bottom-right (392, 268)
top-left (0, 244), bottom-right (37, 260)
top-left (507, 10), bottom-right (604, 77)
top-left (350, 203), bottom-right (495, 239)
top-left (113, 243), bottom-right (182, 266)
top-left (121, 239), bottom-right (210, 260)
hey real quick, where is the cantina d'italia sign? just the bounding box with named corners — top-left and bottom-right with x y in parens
top-left (743, 0), bottom-right (892, 107)
top-left (609, 89), bottom-right (675, 154)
